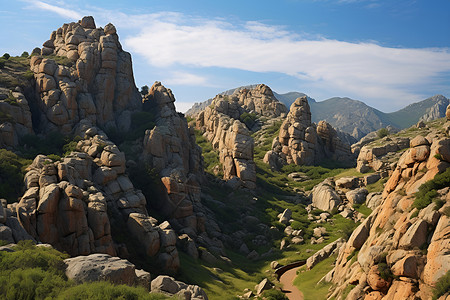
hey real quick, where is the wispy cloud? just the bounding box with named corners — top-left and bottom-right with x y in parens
top-left (163, 71), bottom-right (210, 86)
top-left (24, 0), bottom-right (82, 20)
top-left (123, 14), bottom-right (450, 108)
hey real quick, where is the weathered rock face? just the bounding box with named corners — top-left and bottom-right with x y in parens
top-left (231, 84), bottom-right (287, 118)
top-left (265, 96), bottom-right (354, 169)
top-left (31, 16), bottom-right (141, 134)
top-left (328, 132), bottom-right (450, 299)
top-left (15, 124), bottom-right (180, 272)
top-left (196, 98), bottom-right (256, 189)
top-left (0, 89), bottom-right (33, 148)
top-left (419, 95), bottom-right (449, 122)
top-left (356, 136), bottom-right (410, 174)
top-left (65, 253), bottom-right (142, 286)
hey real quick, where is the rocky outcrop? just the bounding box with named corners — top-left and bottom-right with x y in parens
top-left (419, 95), bottom-right (449, 122)
top-left (328, 130), bottom-right (450, 299)
top-left (0, 88), bottom-right (33, 148)
top-left (356, 136), bottom-right (410, 174)
top-left (151, 275), bottom-right (208, 299)
top-left (306, 238), bottom-right (344, 270)
top-left (265, 96), bottom-right (354, 169)
top-left (196, 100), bottom-right (256, 189)
top-left (64, 253), bottom-right (149, 287)
top-left (230, 84), bottom-right (287, 118)
top-left (31, 16), bottom-right (141, 134)
top-left (15, 124), bottom-right (180, 272)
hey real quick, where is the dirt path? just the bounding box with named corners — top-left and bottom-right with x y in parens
top-left (279, 266), bottom-right (304, 300)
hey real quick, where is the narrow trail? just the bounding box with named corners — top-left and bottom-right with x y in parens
top-left (279, 266), bottom-right (304, 300)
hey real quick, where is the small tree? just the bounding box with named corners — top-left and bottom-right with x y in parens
top-left (140, 85), bottom-right (149, 96)
top-left (377, 128), bottom-right (389, 138)
top-left (21, 51), bottom-right (29, 58)
top-left (2, 53), bottom-right (10, 60)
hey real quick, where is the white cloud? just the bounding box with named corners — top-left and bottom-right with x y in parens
top-left (163, 71), bottom-right (209, 86)
top-left (25, 0), bottom-right (82, 20)
top-left (123, 15), bottom-right (450, 109)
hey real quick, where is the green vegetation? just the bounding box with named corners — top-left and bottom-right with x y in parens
top-left (106, 111), bottom-right (156, 146)
top-left (413, 168), bottom-right (450, 210)
top-left (377, 262), bottom-right (395, 281)
top-left (21, 51), bottom-right (29, 58)
top-left (293, 255), bottom-right (337, 300)
top-left (57, 282), bottom-right (168, 300)
top-left (376, 128), bottom-right (389, 138)
top-left (433, 270), bottom-right (450, 300)
top-left (0, 241), bottom-right (170, 300)
top-left (194, 129), bottom-right (222, 176)
top-left (140, 85), bottom-right (149, 96)
top-left (42, 54), bottom-right (73, 67)
top-left (261, 289), bottom-right (289, 300)
top-left (0, 149), bottom-right (31, 203)
top-left (0, 55), bottom-right (32, 88)
top-left (18, 132), bottom-right (82, 159)
top-left (2, 53), bottom-right (11, 60)
top-left (352, 203), bottom-right (372, 217)
top-left (239, 112), bottom-right (258, 130)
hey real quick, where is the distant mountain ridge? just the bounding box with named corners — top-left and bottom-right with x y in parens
top-left (187, 84), bottom-right (448, 140)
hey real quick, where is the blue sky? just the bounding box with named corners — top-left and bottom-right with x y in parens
top-left (1, 0), bottom-right (449, 112)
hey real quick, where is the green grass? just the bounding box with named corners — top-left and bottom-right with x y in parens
top-left (293, 255), bottom-right (337, 300)
top-left (353, 203), bottom-right (372, 217)
top-left (0, 240), bottom-right (171, 300)
top-left (366, 178), bottom-right (387, 193)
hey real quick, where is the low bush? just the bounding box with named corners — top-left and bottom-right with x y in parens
top-left (0, 149), bottom-right (31, 202)
top-left (413, 168), bottom-right (450, 210)
top-left (376, 128), bottom-right (389, 138)
top-left (261, 289), bottom-right (289, 300)
top-left (433, 270), bottom-right (450, 300)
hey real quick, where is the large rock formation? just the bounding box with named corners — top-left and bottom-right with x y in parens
top-left (328, 131), bottom-right (450, 299)
top-left (264, 96), bottom-right (354, 169)
top-left (14, 123), bottom-right (180, 272)
top-left (31, 16), bottom-right (141, 134)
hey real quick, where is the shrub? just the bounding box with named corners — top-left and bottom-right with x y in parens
top-left (377, 263), bottom-right (395, 281)
top-left (0, 59), bottom-right (4, 69)
top-left (413, 168), bottom-right (450, 210)
top-left (140, 85), bottom-right (149, 96)
top-left (261, 289), bottom-right (289, 300)
top-left (433, 270), bottom-right (450, 300)
top-left (21, 51), bottom-right (29, 57)
top-left (2, 53), bottom-right (10, 60)
top-left (0, 149), bottom-right (30, 203)
top-left (239, 112), bottom-right (258, 130)
top-left (377, 128), bottom-right (389, 139)
top-left (56, 281), bottom-right (167, 300)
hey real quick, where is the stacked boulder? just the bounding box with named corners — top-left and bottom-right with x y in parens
top-left (232, 84), bottom-right (287, 118)
top-left (328, 134), bottom-right (450, 299)
top-left (264, 96), bottom-right (354, 169)
top-left (0, 89), bottom-right (33, 148)
top-left (141, 82), bottom-right (214, 240)
top-left (15, 123), bottom-right (180, 272)
top-left (196, 99), bottom-right (256, 189)
top-left (31, 16), bottom-right (141, 134)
